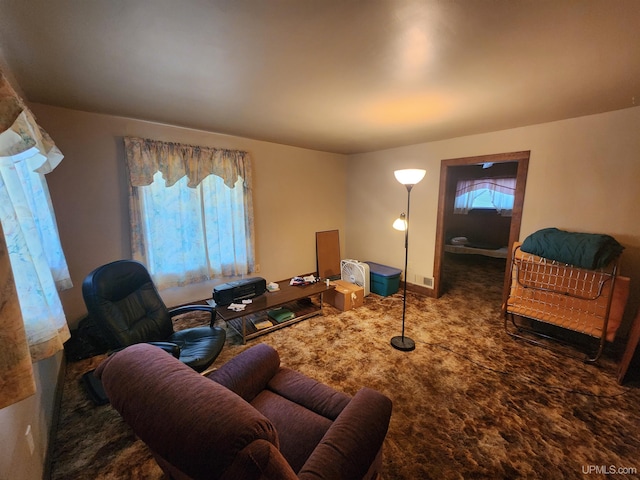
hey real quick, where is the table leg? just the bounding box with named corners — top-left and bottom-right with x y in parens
top-left (241, 316), bottom-right (247, 345)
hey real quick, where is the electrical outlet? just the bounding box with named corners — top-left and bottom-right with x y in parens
top-left (25, 425), bottom-right (35, 456)
top-left (254, 264), bottom-right (261, 273)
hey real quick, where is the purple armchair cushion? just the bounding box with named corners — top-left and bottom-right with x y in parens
top-left (95, 344), bottom-right (279, 480)
top-left (251, 389), bottom-right (334, 473)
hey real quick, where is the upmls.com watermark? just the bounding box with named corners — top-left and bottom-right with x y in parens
top-left (582, 465), bottom-right (638, 475)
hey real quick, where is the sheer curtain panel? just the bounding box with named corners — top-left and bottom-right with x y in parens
top-left (124, 137), bottom-right (256, 289)
top-left (0, 71), bottom-right (71, 408)
top-left (454, 178), bottom-right (516, 215)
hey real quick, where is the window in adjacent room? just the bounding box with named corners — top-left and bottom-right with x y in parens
top-left (453, 177), bottom-right (516, 216)
top-left (125, 137), bottom-right (256, 290)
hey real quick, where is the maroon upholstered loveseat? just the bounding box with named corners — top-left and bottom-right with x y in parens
top-left (95, 342), bottom-right (392, 480)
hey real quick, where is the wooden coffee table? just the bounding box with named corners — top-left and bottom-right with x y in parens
top-left (213, 279), bottom-right (335, 344)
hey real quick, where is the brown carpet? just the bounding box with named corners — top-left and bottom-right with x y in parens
top-left (50, 255), bottom-right (640, 479)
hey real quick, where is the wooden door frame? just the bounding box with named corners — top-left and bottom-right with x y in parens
top-left (432, 151), bottom-right (530, 301)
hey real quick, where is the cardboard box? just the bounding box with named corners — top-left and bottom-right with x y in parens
top-left (325, 280), bottom-right (364, 311)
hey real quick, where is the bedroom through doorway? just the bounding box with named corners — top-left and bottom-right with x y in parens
top-left (433, 151), bottom-right (530, 302)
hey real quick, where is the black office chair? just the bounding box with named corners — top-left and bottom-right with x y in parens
top-left (81, 260), bottom-right (226, 403)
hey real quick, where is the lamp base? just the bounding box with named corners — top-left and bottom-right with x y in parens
top-left (391, 336), bottom-right (415, 351)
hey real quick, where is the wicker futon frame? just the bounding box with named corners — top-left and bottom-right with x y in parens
top-left (504, 242), bottom-right (621, 363)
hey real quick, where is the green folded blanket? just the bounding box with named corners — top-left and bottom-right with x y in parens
top-left (267, 308), bottom-right (295, 323)
top-left (521, 227), bottom-right (624, 269)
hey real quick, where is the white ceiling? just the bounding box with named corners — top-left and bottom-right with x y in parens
top-left (1, 0), bottom-right (639, 154)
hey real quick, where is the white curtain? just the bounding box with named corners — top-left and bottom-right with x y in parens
top-left (125, 137), bottom-right (255, 289)
top-left (454, 178), bottom-right (516, 216)
top-left (0, 71), bottom-right (71, 408)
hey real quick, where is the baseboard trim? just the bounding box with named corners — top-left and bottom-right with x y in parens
top-left (402, 281), bottom-right (436, 298)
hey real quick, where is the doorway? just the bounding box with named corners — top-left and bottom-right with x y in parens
top-left (432, 151), bottom-right (530, 302)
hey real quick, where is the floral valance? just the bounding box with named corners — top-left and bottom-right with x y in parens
top-left (124, 136), bottom-right (252, 189)
top-left (0, 74), bottom-right (63, 172)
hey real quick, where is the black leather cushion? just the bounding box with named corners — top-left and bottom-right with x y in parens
top-left (169, 326), bottom-right (227, 372)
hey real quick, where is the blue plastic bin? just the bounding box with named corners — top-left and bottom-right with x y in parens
top-left (365, 261), bottom-right (401, 296)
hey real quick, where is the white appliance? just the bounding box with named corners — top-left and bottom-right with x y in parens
top-left (340, 259), bottom-right (370, 296)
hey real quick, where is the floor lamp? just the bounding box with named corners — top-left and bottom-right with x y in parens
top-left (391, 168), bottom-right (426, 352)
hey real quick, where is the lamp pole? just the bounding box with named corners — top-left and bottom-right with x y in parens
top-left (391, 183), bottom-right (416, 351)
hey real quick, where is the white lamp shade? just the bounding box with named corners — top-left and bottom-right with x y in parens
top-left (394, 169), bottom-right (426, 185)
top-left (393, 214), bottom-right (407, 231)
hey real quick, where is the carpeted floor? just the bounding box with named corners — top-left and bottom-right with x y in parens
top-left (50, 254), bottom-right (640, 479)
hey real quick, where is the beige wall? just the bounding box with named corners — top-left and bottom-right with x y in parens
top-left (0, 353), bottom-right (62, 480)
top-left (345, 106), bottom-right (640, 335)
top-left (30, 104), bottom-right (348, 327)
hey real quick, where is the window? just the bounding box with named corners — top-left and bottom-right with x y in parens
top-left (125, 137), bottom-right (255, 290)
top-left (454, 178), bottom-right (516, 216)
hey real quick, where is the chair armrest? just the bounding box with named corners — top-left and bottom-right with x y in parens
top-left (267, 367), bottom-right (351, 420)
top-left (298, 387), bottom-right (392, 480)
top-left (220, 439), bottom-right (298, 480)
top-left (207, 344), bottom-right (281, 402)
top-left (169, 304), bottom-right (215, 325)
